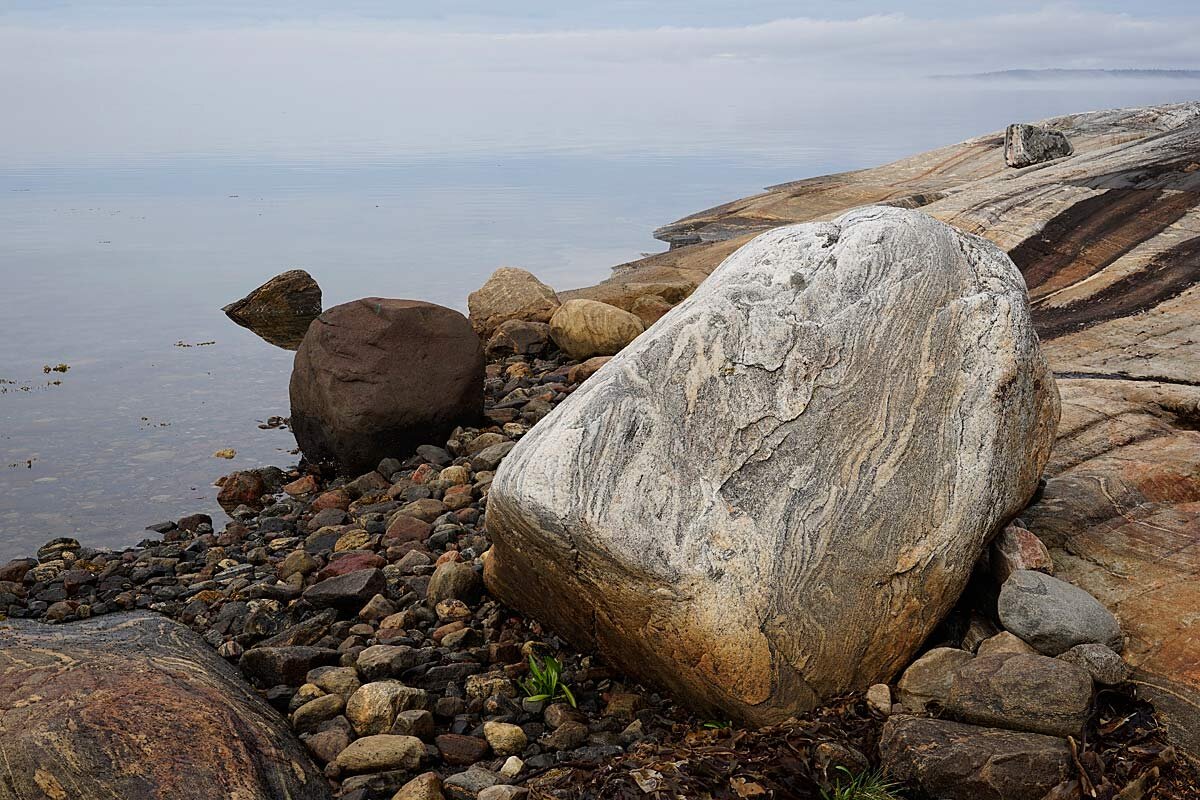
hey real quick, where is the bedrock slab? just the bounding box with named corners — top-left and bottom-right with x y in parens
top-left (0, 612), bottom-right (329, 800)
top-left (485, 206), bottom-right (1058, 723)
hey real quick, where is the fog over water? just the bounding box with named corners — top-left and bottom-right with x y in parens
top-left (2, 3), bottom-right (1199, 558)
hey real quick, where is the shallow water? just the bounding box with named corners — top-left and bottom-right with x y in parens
top-left (3, 78), bottom-right (1199, 560)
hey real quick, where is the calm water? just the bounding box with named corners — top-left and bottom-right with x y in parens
top-left (3, 78), bottom-right (1199, 560)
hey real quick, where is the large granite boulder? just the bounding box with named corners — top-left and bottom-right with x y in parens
top-left (485, 206), bottom-right (1059, 723)
top-left (467, 267), bottom-right (560, 337)
top-left (1004, 123), bottom-right (1073, 168)
top-left (223, 268), bottom-right (322, 350)
top-left (290, 298), bottom-right (484, 475)
top-left (0, 612), bottom-right (329, 800)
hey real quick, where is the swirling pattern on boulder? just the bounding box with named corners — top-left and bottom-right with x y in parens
top-left (485, 206), bottom-right (1059, 723)
top-left (0, 612), bottom-right (330, 800)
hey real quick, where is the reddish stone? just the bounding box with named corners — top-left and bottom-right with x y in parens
top-left (283, 474), bottom-right (319, 496)
top-left (217, 470), bottom-right (268, 510)
top-left (443, 485), bottom-right (474, 510)
top-left (316, 552), bottom-right (385, 580)
top-left (435, 734), bottom-right (490, 766)
top-left (383, 515), bottom-right (431, 544)
top-left (311, 489), bottom-right (351, 512)
top-left (411, 464), bottom-right (438, 485)
top-left (435, 551), bottom-right (462, 567)
top-left (991, 525), bottom-right (1054, 583)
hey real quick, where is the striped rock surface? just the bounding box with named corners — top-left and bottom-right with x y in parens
top-left (561, 102), bottom-right (1200, 759)
top-left (485, 206), bottom-right (1059, 723)
top-left (0, 612), bottom-right (330, 800)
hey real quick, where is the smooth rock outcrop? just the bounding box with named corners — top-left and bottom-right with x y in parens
top-left (223, 268), bottom-right (322, 350)
top-left (548, 298), bottom-right (645, 359)
top-left (468, 267), bottom-right (560, 337)
top-left (998, 569), bottom-right (1123, 655)
top-left (485, 206), bottom-right (1059, 723)
top-left (880, 716), bottom-right (1073, 800)
top-left (290, 298), bottom-right (485, 475)
top-left (0, 613), bottom-right (329, 800)
top-left (1004, 123), bottom-right (1073, 168)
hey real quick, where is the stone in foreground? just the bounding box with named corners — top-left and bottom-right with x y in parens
top-left (223, 268), bottom-right (323, 350)
top-left (0, 612), bottom-right (329, 800)
top-left (1004, 123), bottom-right (1073, 168)
top-left (880, 716), bottom-right (1072, 800)
top-left (290, 298), bottom-right (485, 475)
top-left (485, 207), bottom-right (1059, 723)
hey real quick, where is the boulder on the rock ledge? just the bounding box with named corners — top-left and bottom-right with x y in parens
top-left (223, 268), bottom-right (322, 350)
top-left (1004, 123), bottom-right (1073, 168)
top-left (290, 298), bottom-right (485, 475)
top-left (468, 266), bottom-right (560, 337)
top-left (485, 206), bottom-right (1060, 723)
top-left (0, 612), bottom-right (329, 800)
top-left (548, 298), bottom-right (645, 359)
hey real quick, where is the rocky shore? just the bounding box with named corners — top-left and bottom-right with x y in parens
top-left (3, 103), bottom-right (1200, 800)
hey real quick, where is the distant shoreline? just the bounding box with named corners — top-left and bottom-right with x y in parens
top-left (932, 68), bottom-right (1200, 80)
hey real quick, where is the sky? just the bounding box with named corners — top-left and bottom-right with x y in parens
top-left (2, 2), bottom-right (1199, 165)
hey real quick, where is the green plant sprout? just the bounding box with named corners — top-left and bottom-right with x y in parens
top-left (519, 653), bottom-right (577, 708)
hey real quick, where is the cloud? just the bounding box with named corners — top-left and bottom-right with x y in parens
top-left (1, 7), bottom-right (1198, 163)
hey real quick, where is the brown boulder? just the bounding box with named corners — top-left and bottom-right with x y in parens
top-left (944, 653), bottom-right (1093, 736)
top-left (468, 267), bottom-right (560, 337)
top-left (223, 269), bottom-right (322, 350)
top-left (0, 612), bottom-right (329, 800)
top-left (880, 716), bottom-right (1072, 800)
top-left (290, 298), bottom-right (484, 475)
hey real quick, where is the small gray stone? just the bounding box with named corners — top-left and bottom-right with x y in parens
top-left (356, 644), bottom-right (416, 681)
top-left (390, 708), bottom-right (435, 740)
top-left (542, 720), bottom-right (587, 751)
top-left (1058, 643), bottom-right (1130, 686)
top-left (443, 768), bottom-right (500, 800)
top-left (998, 570), bottom-right (1123, 656)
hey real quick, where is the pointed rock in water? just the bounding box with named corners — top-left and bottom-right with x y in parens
top-left (485, 206), bottom-right (1060, 723)
top-left (0, 612), bottom-right (330, 799)
top-left (223, 268), bottom-right (322, 350)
